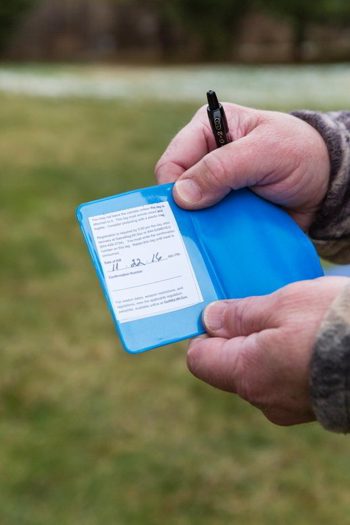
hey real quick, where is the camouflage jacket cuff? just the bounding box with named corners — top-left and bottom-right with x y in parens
top-left (292, 110), bottom-right (350, 263)
top-left (310, 283), bottom-right (350, 432)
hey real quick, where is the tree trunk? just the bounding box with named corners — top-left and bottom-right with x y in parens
top-left (157, 12), bottom-right (177, 60)
top-left (199, 32), bottom-right (233, 62)
top-left (198, 16), bottom-right (242, 62)
top-left (292, 13), bottom-right (307, 62)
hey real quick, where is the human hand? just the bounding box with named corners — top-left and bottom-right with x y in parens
top-left (187, 276), bottom-right (349, 426)
top-left (155, 104), bottom-right (330, 230)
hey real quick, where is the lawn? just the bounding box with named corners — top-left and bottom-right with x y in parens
top-left (0, 86), bottom-right (350, 525)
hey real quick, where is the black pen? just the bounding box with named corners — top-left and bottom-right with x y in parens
top-left (206, 90), bottom-right (232, 148)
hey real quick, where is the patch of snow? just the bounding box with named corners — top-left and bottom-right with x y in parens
top-left (0, 65), bottom-right (349, 106)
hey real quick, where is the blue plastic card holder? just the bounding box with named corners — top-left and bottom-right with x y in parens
top-left (76, 183), bottom-right (323, 354)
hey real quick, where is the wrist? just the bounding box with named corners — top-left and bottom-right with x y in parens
top-left (292, 111), bottom-right (331, 207)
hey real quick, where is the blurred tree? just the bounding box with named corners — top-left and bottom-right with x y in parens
top-left (257, 0), bottom-right (323, 61)
top-left (0, 0), bottom-right (38, 53)
top-left (154, 2), bottom-right (185, 60)
top-left (165, 0), bottom-right (254, 61)
top-left (321, 0), bottom-right (350, 22)
top-left (258, 0), bottom-right (350, 61)
top-left (108, 0), bottom-right (350, 62)
top-left (109, 0), bottom-right (254, 61)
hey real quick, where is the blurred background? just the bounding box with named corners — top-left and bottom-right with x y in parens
top-left (1, 1), bottom-right (350, 524)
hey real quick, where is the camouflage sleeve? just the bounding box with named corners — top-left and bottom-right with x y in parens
top-left (292, 111), bottom-right (350, 432)
top-left (291, 110), bottom-right (350, 263)
top-left (310, 282), bottom-right (350, 433)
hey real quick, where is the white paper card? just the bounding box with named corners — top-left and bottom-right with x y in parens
top-left (89, 202), bottom-right (203, 323)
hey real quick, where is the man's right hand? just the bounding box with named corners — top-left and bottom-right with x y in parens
top-left (155, 104), bottom-right (330, 231)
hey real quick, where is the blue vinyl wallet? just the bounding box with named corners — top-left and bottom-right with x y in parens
top-left (76, 183), bottom-right (323, 354)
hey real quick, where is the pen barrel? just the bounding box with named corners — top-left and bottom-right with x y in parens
top-left (207, 105), bottom-right (231, 147)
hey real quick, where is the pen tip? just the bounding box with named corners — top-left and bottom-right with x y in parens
top-left (207, 90), bottom-right (219, 110)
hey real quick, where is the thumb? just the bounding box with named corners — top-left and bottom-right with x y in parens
top-left (173, 134), bottom-right (266, 209)
top-left (203, 295), bottom-right (277, 339)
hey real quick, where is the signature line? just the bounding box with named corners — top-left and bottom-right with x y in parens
top-left (112, 275), bottom-right (182, 292)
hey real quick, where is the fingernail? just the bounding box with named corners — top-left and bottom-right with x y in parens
top-left (203, 301), bottom-right (226, 332)
top-left (175, 179), bottom-right (202, 204)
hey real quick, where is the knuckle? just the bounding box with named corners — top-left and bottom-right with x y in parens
top-left (226, 297), bottom-right (271, 336)
top-left (155, 159), bottom-right (182, 184)
top-left (194, 104), bottom-right (208, 120)
top-left (154, 159), bottom-right (164, 178)
top-left (234, 347), bottom-right (260, 404)
top-left (201, 152), bottom-right (230, 190)
top-left (186, 342), bottom-right (202, 376)
top-left (154, 156), bottom-right (169, 178)
top-left (233, 334), bottom-right (275, 409)
top-left (231, 299), bottom-right (252, 335)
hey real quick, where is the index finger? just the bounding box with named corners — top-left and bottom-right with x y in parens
top-left (187, 335), bottom-right (247, 393)
top-left (155, 106), bottom-right (217, 184)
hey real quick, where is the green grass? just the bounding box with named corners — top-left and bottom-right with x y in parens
top-left (1, 91), bottom-right (350, 525)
